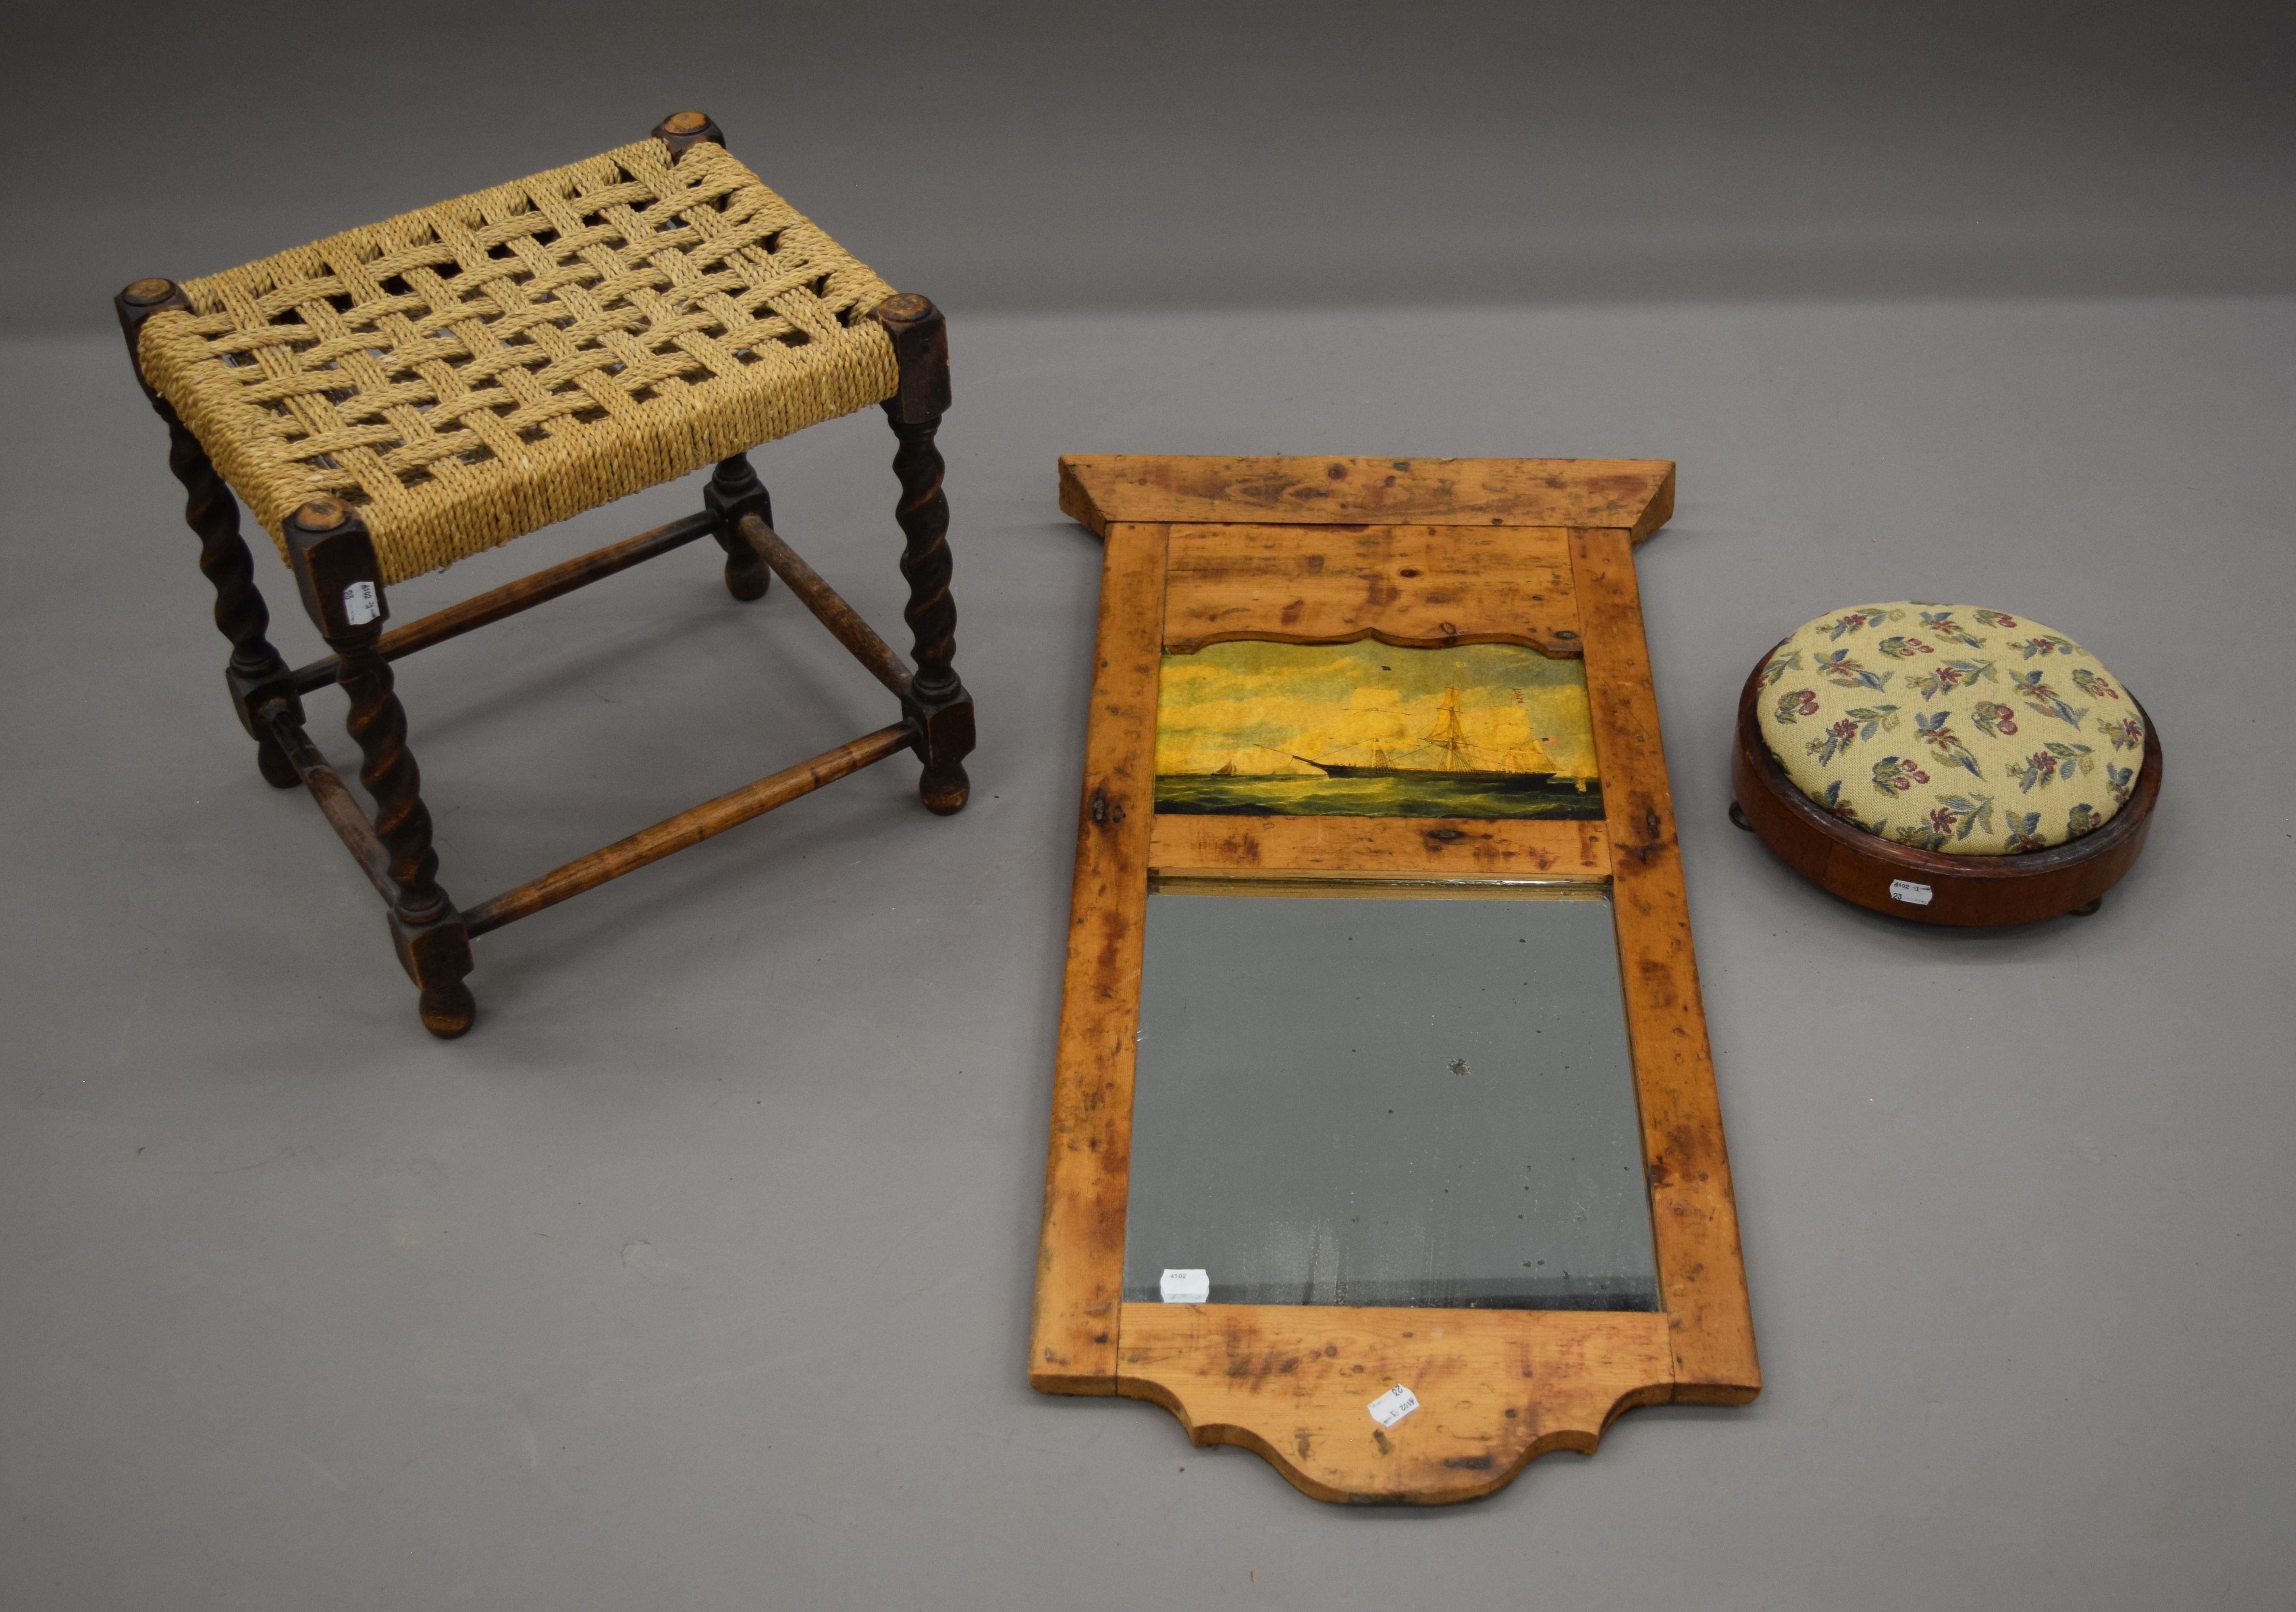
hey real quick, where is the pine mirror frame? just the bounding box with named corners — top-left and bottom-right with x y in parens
top-left (1030, 455), bottom-right (1758, 1505)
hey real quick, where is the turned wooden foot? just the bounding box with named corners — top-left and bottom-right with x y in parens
top-left (256, 735), bottom-right (300, 789)
top-left (920, 762), bottom-right (970, 816)
top-left (419, 980), bottom-right (478, 1038)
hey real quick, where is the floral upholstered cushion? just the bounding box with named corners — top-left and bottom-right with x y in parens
top-left (1755, 602), bottom-right (2145, 855)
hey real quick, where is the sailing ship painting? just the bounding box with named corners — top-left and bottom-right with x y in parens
top-left (1292, 686), bottom-right (1568, 790)
top-left (1155, 640), bottom-right (1603, 820)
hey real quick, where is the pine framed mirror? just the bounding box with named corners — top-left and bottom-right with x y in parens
top-left (1031, 455), bottom-right (1758, 1505)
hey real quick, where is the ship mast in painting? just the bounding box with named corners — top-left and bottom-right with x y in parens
top-left (1294, 686), bottom-right (1559, 785)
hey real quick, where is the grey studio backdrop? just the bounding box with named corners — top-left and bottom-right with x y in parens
top-left (3, 3), bottom-right (2292, 1608)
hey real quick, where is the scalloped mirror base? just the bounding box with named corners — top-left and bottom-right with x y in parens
top-left (1114, 1304), bottom-right (1683, 1504)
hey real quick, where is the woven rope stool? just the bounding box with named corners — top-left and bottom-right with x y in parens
top-left (115, 111), bottom-right (973, 1037)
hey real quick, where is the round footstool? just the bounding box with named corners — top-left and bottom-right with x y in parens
top-left (1729, 601), bottom-right (2160, 925)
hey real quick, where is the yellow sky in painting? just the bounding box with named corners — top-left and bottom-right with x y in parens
top-left (1155, 640), bottom-right (1600, 777)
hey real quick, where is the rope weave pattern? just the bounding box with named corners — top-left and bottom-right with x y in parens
top-left (137, 139), bottom-right (899, 584)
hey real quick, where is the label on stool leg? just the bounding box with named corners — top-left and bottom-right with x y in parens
top-left (1888, 878), bottom-right (1934, 906)
top-left (342, 581), bottom-right (380, 626)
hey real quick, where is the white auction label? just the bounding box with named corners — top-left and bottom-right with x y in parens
top-left (1159, 1268), bottom-right (1210, 1304)
top-left (1887, 878), bottom-right (1934, 906)
top-left (342, 580), bottom-right (381, 626)
top-left (1366, 1383), bottom-right (1420, 1428)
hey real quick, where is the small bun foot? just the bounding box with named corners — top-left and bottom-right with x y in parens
top-left (2067, 895), bottom-right (2104, 918)
top-left (419, 981), bottom-right (477, 1038)
top-left (257, 736), bottom-right (300, 789)
top-left (1728, 800), bottom-right (1754, 832)
top-left (920, 762), bottom-right (970, 816)
top-left (723, 557), bottom-right (769, 601)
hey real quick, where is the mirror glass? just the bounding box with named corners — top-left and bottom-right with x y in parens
top-left (1122, 883), bottom-right (1658, 1310)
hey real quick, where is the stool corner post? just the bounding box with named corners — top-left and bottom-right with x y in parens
top-left (390, 907), bottom-right (477, 1039)
top-left (131, 303), bottom-right (302, 788)
top-left (287, 500), bottom-right (474, 1030)
top-left (871, 291), bottom-right (972, 810)
top-left (284, 498), bottom-right (389, 641)
top-left (651, 109), bottom-right (725, 157)
top-left (704, 455), bottom-right (773, 601)
top-left (873, 293), bottom-right (951, 425)
top-left (114, 276), bottom-right (189, 403)
top-left (907, 692), bottom-right (975, 816)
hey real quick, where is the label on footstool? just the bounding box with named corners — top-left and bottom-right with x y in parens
top-left (1888, 878), bottom-right (1934, 906)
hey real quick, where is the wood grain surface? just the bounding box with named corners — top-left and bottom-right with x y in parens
top-left (1148, 813), bottom-right (1609, 879)
top-left (1062, 455), bottom-right (1675, 542)
top-left (1029, 523), bottom-right (1168, 1395)
top-left (1116, 1303), bottom-right (1673, 1504)
top-left (1567, 528), bottom-right (1759, 1403)
top-left (1162, 522), bottom-right (1581, 652)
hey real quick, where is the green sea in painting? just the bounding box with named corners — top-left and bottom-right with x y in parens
top-left (1153, 639), bottom-right (1605, 822)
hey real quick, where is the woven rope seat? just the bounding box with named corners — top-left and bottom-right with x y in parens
top-left (1730, 601), bottom-right (2161, 924)
top-left (134, 137), bottom-right (900, 585)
